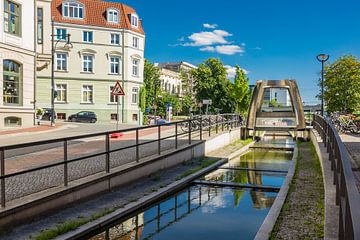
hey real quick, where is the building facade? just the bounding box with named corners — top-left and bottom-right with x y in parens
top-left (0, 0), bottom-right (37, 129)
top-left (36, 0), bottom-right (145, 124)
top-left (156, 62), bottom-right (196, 98)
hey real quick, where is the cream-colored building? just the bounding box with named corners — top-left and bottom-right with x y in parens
top-left (156, 62), bottom-right (197, 98)
top-left (0, 0), bottom-right (37, 129)
top-left (36, 0), bottom-right (145, 124)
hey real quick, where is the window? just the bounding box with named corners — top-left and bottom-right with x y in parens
top-left (56, 53), bottom-right (67, 71)
top-left (4, 117), bottom-right (21, 127)
top-left (107, 9), bottom-right (119, 23)
top-left (132, 37), bottom-right (139, 48)
top-left (132, 114), bottom-right (138, 121)
top-left (3, 60), bottom-right (21, 105)
top-left (111, 113), bottom-right (118, 120)
top-left (56, 28), bottom-right (67, 40)
top-left (83, 31), bottom-right (93, 43)
top-left (37, 8), bottom-right (43, 43)
top-left (131, 14), bottom-right (138, 27)
top-left (82, 85), bottom-right (93, 103)
top-left (132, 59), bottom-right (139, 76)
top-left (109, 57), bottom-right (120, 74)
top-left (55, 84), bottom-right (67, 102)
top-left (131, 87), bottom-right (138, 104)
top-left (4, 0), bottom-right (21, 36)
top-left (110, 33), bottom-right (120, 45)
top-left (82, 55), bottom-right (93, 72)
top-left (109, 86), bottom-right (119, 103)
top-left (62, 2), bottom-right (84, 19)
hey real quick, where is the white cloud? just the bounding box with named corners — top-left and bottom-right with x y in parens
top-left (203, 23), bottom-right (218, 29)
top-left (225, 65), bottom-right (249, 79)
top-left (200, 45), bottom-right (245, 55)
top-left (183, 29), bottom-right (232, 47)
top-left (251, 46), bottom-right (262, 50)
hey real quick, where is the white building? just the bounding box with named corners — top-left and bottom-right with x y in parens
top-left (36, 0), bottom-right (145, 124)
top-left (0, 0), bottom-right (37, 128)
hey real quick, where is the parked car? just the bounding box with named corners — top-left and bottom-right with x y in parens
top-left (68, 111), bottom-right (97, 123)
top-left (41, 108), bottom-right (56, 121)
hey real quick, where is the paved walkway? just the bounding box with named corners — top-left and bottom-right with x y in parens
top-left (340, 133), bottom-right (360, 191)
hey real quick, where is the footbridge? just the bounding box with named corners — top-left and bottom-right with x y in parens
top-left (246, 80), bottom-right (307, 138)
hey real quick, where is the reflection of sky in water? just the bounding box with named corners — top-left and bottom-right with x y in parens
top-left (254, 136), bottom-right (295, 149)
top-left (93, 187), bottom-right (277, 240)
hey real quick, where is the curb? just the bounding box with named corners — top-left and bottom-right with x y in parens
top-left (254, 144), bottom-right (298, 240)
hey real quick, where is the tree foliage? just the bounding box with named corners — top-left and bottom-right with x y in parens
top-left (139, 86), bottom-right (146, 113)
top-left (232, 66), bottom-right (251, 115)
top-left (323, 55), bottom-right (360, 113)
top-left (191, 58), bottom-right (236, 113)
top-left (143, 59), bottom-right (161, 111)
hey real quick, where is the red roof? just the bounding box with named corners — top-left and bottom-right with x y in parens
top-left (52, 0), bottom-right (145, 35)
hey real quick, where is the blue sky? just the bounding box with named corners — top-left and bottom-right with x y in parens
top-left (110, 0), bottom-right (360, 104)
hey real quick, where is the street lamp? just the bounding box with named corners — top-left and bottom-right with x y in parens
top-left (51, 18), bottom-right (73, 126)
top-left (316, 53), bottom-right (329, 116)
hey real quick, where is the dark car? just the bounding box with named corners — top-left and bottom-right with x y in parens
top-left (68, 111), bottom-right (97, 123)
top-left (41, 108), bottom-right (56, 121)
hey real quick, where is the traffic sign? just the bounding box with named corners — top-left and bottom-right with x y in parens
top-left (202, 99), bottom-right (212, 105)
top-left (111, 81), bottom-right (125, 96)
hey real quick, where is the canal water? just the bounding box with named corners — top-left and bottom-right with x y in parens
top-left (89, 137), bottom-right (294, 240)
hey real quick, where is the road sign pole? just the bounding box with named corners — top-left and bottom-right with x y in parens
top-left (116, 98), bottom-right (119, 130)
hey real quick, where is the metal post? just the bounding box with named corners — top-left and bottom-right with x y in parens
top-left (0, 149), bottom-right (5, 208)
top-left (175, 122), bottom-right (178, 149)
top-left (321, 61), bottom-right (324, 117)
top-left (136, 129), bottom-right (139, 162)
top-left (199, 116), bottom-right (202, 140)
top-left (222, 116), bottom-right (224, 132)
top-left (157, 204), bottom-right (160, 232)
top-left (51, 19), bottom-right (55, 127)
top-left (106, 134), bottom-right (110, 173)
top-left (174, 195), bottom-right (178, 220)
top-left (64, 140), bottom-right (68, 187)
top-left (158, 125), bottom-right (161, 155)
top-left (208, 116), bottom-right (211, 137)
top-left (216, 115), bottom-right (219, 134)
top-left (188, 119), bottom-right (192, 144)
top-left (187, 188), bottom-right (191, 213)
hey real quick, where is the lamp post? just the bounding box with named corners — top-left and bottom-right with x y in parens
top-left (316, 53), bottom-right (329, 116)
top-left (51, 19), bottom-right (73, 126)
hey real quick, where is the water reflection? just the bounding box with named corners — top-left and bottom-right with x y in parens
top-left (89, 186), bottom-right (276, 240)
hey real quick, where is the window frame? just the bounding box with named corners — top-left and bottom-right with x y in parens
top-left (132, 36), bottom-right (139, 48)
top-left (83, 31), bottom-right (93, 43)
top-left (37, 7), bottom-right (44, 44)
top-left (56, 52), bottom-right (67, 71)
top-left (109, 56), bottom-right (120, 75)
top-left (107, 9), bottom-right (119, 23)
top-left (131, 87), bottom-right (139, 104)
top-left (110, 33), bottom-right (120, 45)
top-left (132, 58), bottom-right (140, 77)
top-left (3, 59), bottom-right (22, 105)
top-left (130, 14), bottom-right (138, 28)
top-left (81, 85), bottom-right (93, 103)
top-left (82, 54), bottom-right (94, 73)
top-left (56, 28), bottom-right (67, 40)
top-left (62, 2), bottom-right (84, 19)
top-left (4, 0), bottom-right (21, 36)
top-left (109, 86), bottom-right (119, 104)
top-left (55, 84), bottom-right (67, 103)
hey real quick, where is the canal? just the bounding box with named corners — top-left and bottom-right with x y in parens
top-left (88, 136), bottom-right (295, 240)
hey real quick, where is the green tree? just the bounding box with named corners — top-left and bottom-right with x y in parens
top-left (156, 92), bottom-right (181, 117)
top-left (143, 59), bottom-right (161, 111)
top-left (139, 86), bottom-right (146, 113)
top-left (191, 58), bottom-right (235, 113)
top-left (323, 55), bottom-right (360, 113)
top-left (232, 66), bottom-right (251, 115)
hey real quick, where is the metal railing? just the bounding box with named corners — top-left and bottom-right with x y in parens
top-left (313, 114), bottom-right (360, 239)
top-left (0, 114), bottom-right (242, 208)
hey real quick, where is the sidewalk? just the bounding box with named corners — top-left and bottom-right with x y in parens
top-left (340, 133), bottom-right (360, 191)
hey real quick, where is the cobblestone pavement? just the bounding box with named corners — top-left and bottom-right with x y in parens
top-left (339, 133), bottom-right (360, 191)
top-left (273, 142), bottom-right (324, 239)
top-left (1, 126), bottom-right (219, 203)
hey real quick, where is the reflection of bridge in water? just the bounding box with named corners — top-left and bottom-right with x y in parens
top-left (246, 80), bottom-right (307, 139)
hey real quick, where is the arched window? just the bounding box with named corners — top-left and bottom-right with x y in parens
top-left (62, 2), bottom-right (84, 19)
top-left (3, 60), bottom-right (21, 105)
top-left (4, 117), bottom-right (21, 127)
top-left (107, 8), bottom-right (119, 23)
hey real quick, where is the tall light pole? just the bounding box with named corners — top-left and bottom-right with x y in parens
top-left (316, 53), bottom-right (329, 116)
top-left (51, 19), bottom-right (73, 126)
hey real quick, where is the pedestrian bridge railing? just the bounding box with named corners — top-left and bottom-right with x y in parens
top-left (0, 114), bottom-right (242, 208)
top-left (313, 114), bottom-right (360, 239)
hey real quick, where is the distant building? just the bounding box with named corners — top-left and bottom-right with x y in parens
top-left (36, 0), bottom-right (145, 124)
top-left (155, 62), bottom-right (197, 98)
top-left (263, 88), bottom-right (292, 106)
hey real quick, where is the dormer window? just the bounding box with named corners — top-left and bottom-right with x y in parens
top-left (107, 9), bottom-right (119, 23)
top-left (131, 14), bottom-right (138, 28)
top-left (62, 2), bottom-right (84, 19)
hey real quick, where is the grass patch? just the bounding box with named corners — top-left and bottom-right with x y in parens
top-left (230, 138), bottom-right (253, 147)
